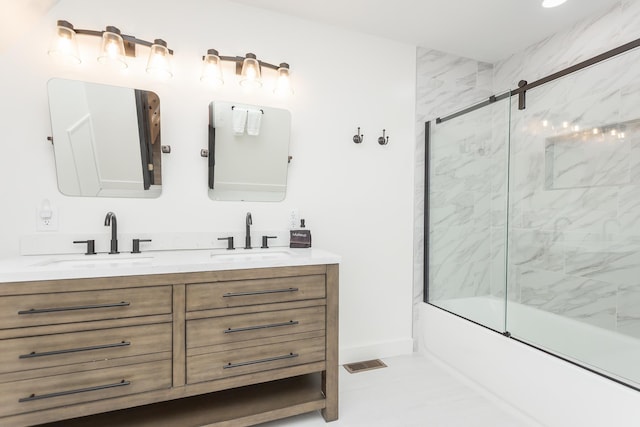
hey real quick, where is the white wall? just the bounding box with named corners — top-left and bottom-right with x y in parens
top-left (0, 0), bottom-right (416, 363)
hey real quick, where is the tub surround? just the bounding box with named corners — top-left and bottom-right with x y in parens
top-left (0, 250), bottom-right (339, 426)
top-left (420, 304), bottom-right (640, 426)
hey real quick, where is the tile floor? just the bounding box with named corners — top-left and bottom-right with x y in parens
top-left (260, 353), bottom-right (540, 427)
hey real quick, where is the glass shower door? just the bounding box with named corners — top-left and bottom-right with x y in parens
top-left (506, 46), bottom-right (640, 387)
top-left (427, 93), bottom-right (511, 332)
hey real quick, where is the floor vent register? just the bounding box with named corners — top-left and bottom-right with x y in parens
top-left (343, 359), bottom-right (387, 374)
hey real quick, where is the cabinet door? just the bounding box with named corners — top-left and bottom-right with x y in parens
top-left (187, 337), bottom-right (325, 384)
top-left (186, 275), bottom-right (325, 311)
top-left (187, 306), bottom-right (325, 349)
top-left (0, 360), bottom-right (171, 417)
top-left (0, 286), bottom-right (171, 329)
top-left (0, 323), bottom-right (171, 376)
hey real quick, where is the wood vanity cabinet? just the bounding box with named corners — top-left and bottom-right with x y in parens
top-left (0, 264), bottom-right (338, 427)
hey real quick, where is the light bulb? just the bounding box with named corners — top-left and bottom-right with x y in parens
top-left (97, 26), bottom-right (127, 69)
top-left (48, 20), bottom-right (81, 64)
top-left (200, 49), bottom-right (224, 87)
top-left (240, 53), bottom-right (262, 89)
top-left (146, 39), bottom-right (173, 80)
top-left (274, 63), bottom-right (294, 96)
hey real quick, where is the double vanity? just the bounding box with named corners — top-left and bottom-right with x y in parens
top-left (0, 248), bottom-right (339, 427)
top-left (23, 63), bottom-right (320, 426)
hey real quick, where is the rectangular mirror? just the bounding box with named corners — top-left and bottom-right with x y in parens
top-left (208, 101), bottom-right (291, 202)
top-left (47, 78), bottom-right (162, 198)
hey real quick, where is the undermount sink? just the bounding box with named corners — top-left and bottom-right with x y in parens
top-left (34, 255), bottom-right (154, 268)
top-left (209, 248), bottom-right (293, 261)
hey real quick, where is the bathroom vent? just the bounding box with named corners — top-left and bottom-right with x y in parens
top-left (343, 359), bottom-right (387, 374)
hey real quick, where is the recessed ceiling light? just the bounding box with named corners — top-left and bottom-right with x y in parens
top-left (542, 0), bottom-right (567, 8)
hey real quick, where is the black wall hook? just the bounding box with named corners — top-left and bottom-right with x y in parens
top-left (378, 129), bottom-right (389, 145)
top-left (353, 127), bottom-right (363, 144)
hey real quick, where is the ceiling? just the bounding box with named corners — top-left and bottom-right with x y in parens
top-left (0, 0), bottom-right (620, 62)
top-left (228, 0), bottom-right (620, 63)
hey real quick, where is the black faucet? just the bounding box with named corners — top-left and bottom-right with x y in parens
top-left (218, 236), bottom-right (235, 250)
top-left (104, 212), bottom-right (119, 254)
top-left (245, 212), bottom-right (252, 249)
top-left (261, 235), bottom-right (277, 249)
top-left (132, 238), bottom-right (152, 254)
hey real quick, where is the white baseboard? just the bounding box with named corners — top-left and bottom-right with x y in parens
top-left (339, 337), bottom-right (414, 365)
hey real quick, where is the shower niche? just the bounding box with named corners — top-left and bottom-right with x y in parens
top-left (544, 119), bottom-right (640, 190)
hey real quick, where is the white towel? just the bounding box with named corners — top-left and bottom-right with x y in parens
top-left (246, 109), bottom-right (262, 136)
top-left (232, 108), bottom-right (247, 135)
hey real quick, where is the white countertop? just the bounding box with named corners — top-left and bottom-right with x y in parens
top-left (0, 248), bottom-right (341, 283)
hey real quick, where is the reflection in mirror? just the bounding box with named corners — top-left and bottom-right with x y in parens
top-left (208, 101), bottom-right (291, 201)
top-left (47, 78), bottom-right (162, 198)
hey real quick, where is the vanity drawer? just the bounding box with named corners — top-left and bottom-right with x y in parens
top-left (0, 323), bottom-right (172, 376)
top-left (0, 286), bottom-right (172, 329)
top-left (186, 275), bottom-right (325, 311)
top-left (186, 336), bottom-right (325, 384)
top-left (187, 306), bottom-right (325, 349)
top-left (0, 359), bottom-right (171, 417)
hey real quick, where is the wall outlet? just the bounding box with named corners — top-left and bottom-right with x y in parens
top-left (36, 203), bottom-right (58, 232)
top-left (289, 208), bottom-right (299, 229)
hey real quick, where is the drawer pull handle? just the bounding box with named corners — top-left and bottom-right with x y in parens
top-left (224, 352), bottom-right (299, 369)
top-left (225, 320), bottom-right (299, 334)
top-left (18, 301), bottom-right (130, 315)
top-left (19, 379), bottom-right (130, 402)
top-left (223, 288), bottom-right (299, 298)
top-left (19, 341), bottom-right (131, 359)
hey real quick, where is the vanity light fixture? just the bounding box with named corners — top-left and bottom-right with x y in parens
top-left (200, 49), bottom-right (224, 87)
top-left (542, 0), bottom-right (567, 8)
top-left (48, 20), bottom-right (81, 64)
top-left (200, 50), bottom-right (293, 95)
top-left (97, 26), bottom-right (127, 68)
top-left (274, 63), bottom-right (294, 96)
top-left (146, 39), bottom-right (173, 79)
top-left (48, 20), bottom-right (174, 78)
top-left (240, 53), bottom-right (262, 89)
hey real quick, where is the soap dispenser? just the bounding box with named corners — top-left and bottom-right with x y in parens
top-left (290, 218), bottom-right (312, 248)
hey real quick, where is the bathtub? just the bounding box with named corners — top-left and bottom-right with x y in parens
top-left (419, 299), bottom-right (640, 426)
top-left (433, 296), bottom-right (640, 386)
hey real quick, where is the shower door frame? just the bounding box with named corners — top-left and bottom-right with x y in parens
top-left (422, 35), bottom-right (640, 392)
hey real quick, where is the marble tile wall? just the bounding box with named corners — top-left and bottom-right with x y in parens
top-left (414, 48), bottom-right (495, 347)
top-left (427, 102), bottom-right (510, 303)
top-left (416, 0), bottom-right (640, 347)
top-left (503, 2), bottom-right (640, 338)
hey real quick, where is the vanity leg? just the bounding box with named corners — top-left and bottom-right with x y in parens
top-left (321, 264), bottom-right (339, 422)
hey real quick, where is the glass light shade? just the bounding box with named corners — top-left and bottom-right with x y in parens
top-left (274, 63), bottom-right (293, 96)
top-left (200, 49), bottom-right (224, 87)
top-left (542, 0), bottom-right (567, 7)
top-left (240, 53), bottom-right (262, 89)
top-left (97, 26), bottom-right (127, 69)
top-left (146, 39), bottom-right (173, 79)
top-left (48, 20), bottom-right (81, 64)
